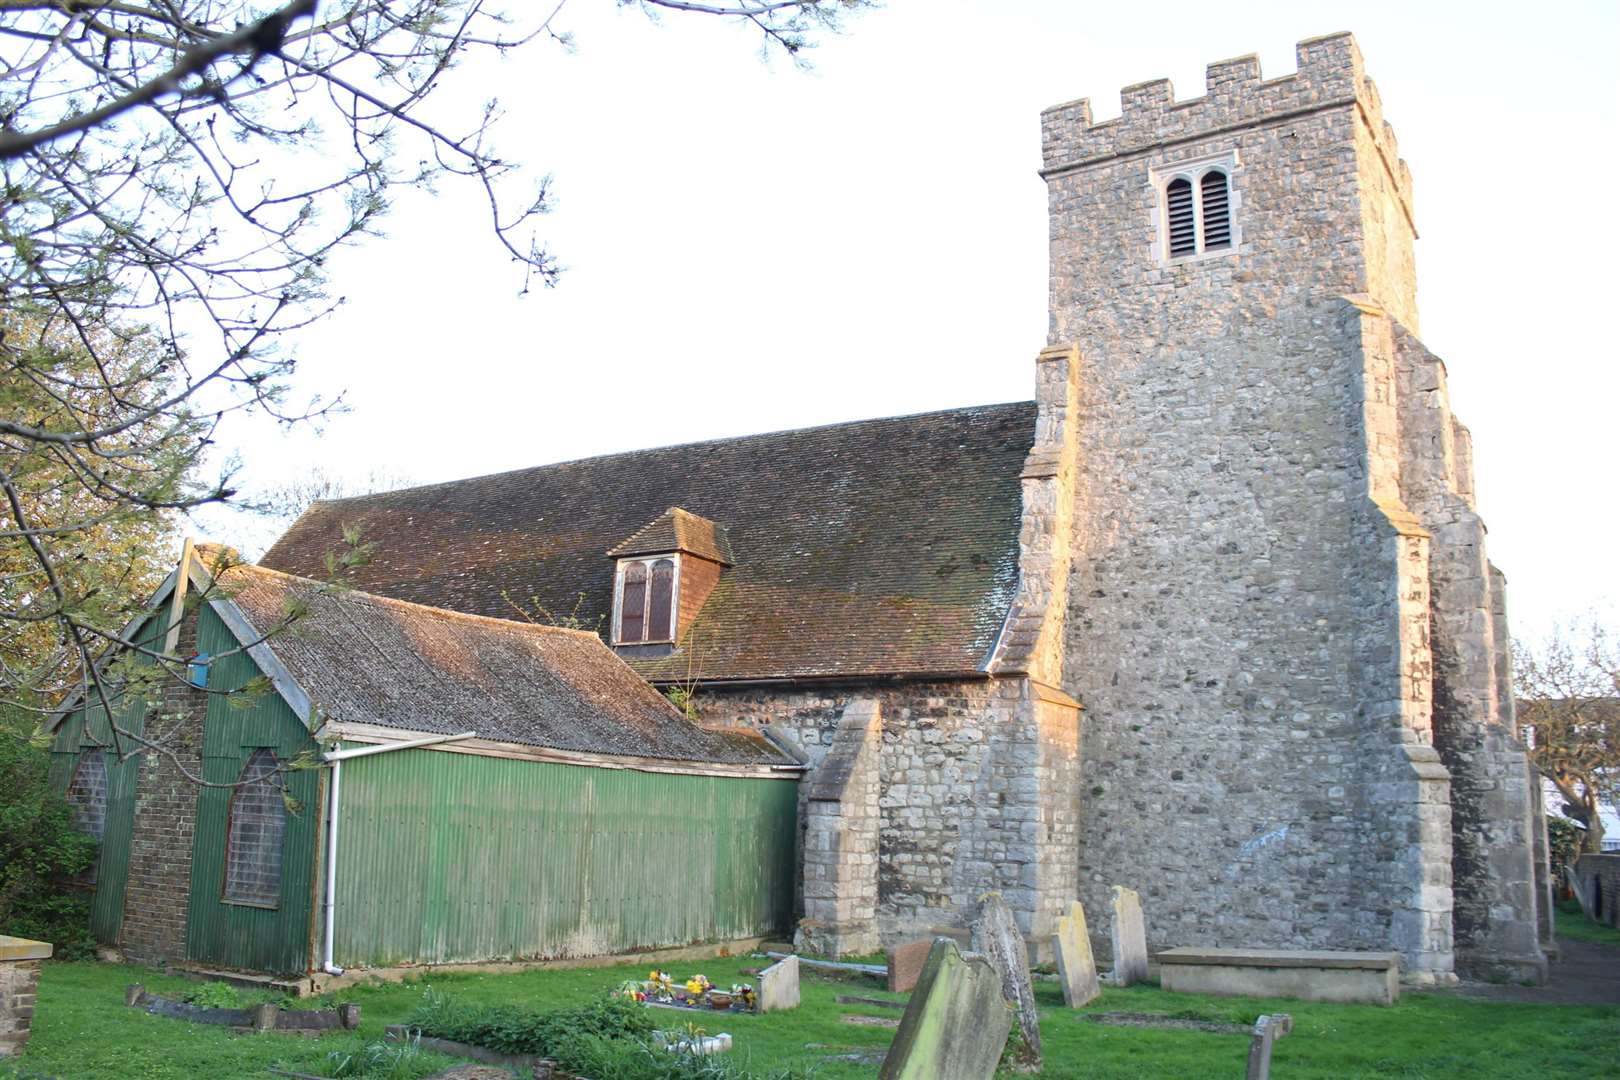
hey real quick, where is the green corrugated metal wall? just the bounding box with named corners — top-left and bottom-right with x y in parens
top-left (184, 605), bottom-right (320, 974)
top-left (49, 613), bottom-right (163, 944)
top-left (334, 747), bottom-right (798, 967)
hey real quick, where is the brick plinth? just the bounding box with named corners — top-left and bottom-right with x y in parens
top-left (0, 937), bottom-right (52, 1058)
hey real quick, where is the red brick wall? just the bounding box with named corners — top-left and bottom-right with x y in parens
top-left (118, 612), bottom-right (208, 965)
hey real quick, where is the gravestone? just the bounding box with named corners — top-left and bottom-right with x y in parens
top-left (1245, 1013), bottom-right (1293, 1080)
top-left (887, 938), bottom-right (933, 993)
top-left (1052, 900), bottom-right (1100, 1007)
top-left (878, 938), bottom-right (1012, 1080)
top-left (1110, 885), bottom-right (1149, 987)
top-left (968, 892), bottom-right (1042, 1066)
top-left (757, 955), bottom-right (800, 1013)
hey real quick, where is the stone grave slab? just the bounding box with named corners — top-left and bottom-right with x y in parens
top-left (887, 938), bottom-right (933, 993)
top-left (878, 938), bottom-right (1012, 1080)
top-left (969, 892), bottom-right (1042, 1066)
top-left (1245, 1013), bottom-right (1293, 1080)
top-left (757, 955), bottom-right (800, 1013)
top-left (1110, 885), bottom-right (1149, 987)
top-left (1053, 900), bottom-right (1101, 1007)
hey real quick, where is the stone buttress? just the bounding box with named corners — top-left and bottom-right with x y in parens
top-left (1041, 33), bottom-right (1543, 980)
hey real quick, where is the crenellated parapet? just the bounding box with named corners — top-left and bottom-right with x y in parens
top-left (1040, 32), bottom-right (1414, 230)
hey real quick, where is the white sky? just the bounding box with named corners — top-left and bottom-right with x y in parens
top-left (196, 0), bottom-right (1619, 645)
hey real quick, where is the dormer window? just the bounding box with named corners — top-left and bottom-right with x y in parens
top-left (615, 555), bottom-right (678, 644)
top-left (1152, 151), bottom-right (1239, 263)
top-left (607, 507), bottom-right (734, 648)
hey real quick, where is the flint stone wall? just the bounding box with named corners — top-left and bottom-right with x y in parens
top-left (1045, 34), bottom-right (1490, 976)
top-left (698, 677), bottom-right (1079, 954)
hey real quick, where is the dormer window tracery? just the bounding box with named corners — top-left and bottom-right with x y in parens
top-left (614, 555), bottom-right (679, 644)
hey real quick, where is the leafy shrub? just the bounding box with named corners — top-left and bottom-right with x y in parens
top-left (406, 987), bottom-right (654, 1056)
top-left (404, 989), bottom-right (810, 1080)
top-left (0, 715), bottom-right (97, 960)
top-left (178, 980), bottom-right (293, 1009)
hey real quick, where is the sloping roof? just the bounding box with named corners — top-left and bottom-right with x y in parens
top-left (262, 401), bottom-right (1037, 683)
top-left (217, 561), bottom-right (785, 765)
top-left (608, 507), bottom-right (734, 565)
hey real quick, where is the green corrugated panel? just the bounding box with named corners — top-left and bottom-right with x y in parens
top-left (183, 605), bottom-right (320, 975)
top-left (49, 613), bottom-right (161, 945)
top-left (335, 746), bottom-right (797, 967)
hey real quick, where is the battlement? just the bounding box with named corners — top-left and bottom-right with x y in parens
top-left (1040, 32), bottom-right (1413, 220)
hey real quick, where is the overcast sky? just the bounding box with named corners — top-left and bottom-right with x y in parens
top-left (197, 0), bottom-right (1618, 645)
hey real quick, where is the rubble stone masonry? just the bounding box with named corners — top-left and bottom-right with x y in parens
top-left (1041, 33), bottom-right (1542, 980)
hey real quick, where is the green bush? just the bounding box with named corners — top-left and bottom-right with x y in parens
top-left (406, 987), bottom-right (655, 1055)
top-left (404, 990), bottom-right (810, 1080)
top-left (0, 715), bottom-right (97, 960)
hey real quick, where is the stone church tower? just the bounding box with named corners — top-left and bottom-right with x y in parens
top-left (1041, 33), bottom-right (1548, 982)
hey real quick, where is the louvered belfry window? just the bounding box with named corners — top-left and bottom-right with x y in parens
top-left (1160, 161), bottom-right (1236, 260)
top-left (1166, 177), bottom-right (1197, 257)
top-left (66, 750), bottom-right (109, 884)
top-left (1201, 170), bottom-right (1232, 250)
top-left (223, 749), bottom-right (286, 907)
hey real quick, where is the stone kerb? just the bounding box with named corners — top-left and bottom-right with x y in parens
top-left (0, 936), bottom-right (52, 1058)
top-left (879, 938), bottom-right (1012, 1080)
top-left (1052, 901), bottom-right (1100, 1008)
top-left (968, 893), bottom-right (1041, 1067)
top-left (1109, 886), bottom-right (1149, 987)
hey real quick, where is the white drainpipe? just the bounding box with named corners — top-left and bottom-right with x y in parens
top-left (319, 731), bottom-right (477, 976)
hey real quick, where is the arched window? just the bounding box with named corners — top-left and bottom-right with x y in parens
top-left (619, 561), bottom-right (648, 643)
top-left (1165, 177), bottom-right (1196, 257)
top-left (647, 559), bottom-right (675, 641)
top-left (1156, 155), bottom-right (1238, 261)
top-left (614, 556), bottom-right (680, 644)
top-left (1200, 170), bottom-right (1231, 250)
top-left (223, 749), bottom-right (285, 907)
top-left (65, 750), bottom-right (108, 884)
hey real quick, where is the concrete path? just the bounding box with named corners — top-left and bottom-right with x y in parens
top-left (1455, 937), bottom-right (1620, 1006)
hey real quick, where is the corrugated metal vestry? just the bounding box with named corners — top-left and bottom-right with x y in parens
top-left (49, 550), bottom-right (800, 976)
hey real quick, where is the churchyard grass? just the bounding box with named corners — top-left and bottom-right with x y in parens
top-left (1554, 897), bottom-right (1620, 946)
top-left (8, 955), bottom-right (1618, 1079)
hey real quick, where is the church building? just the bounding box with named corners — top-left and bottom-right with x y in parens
top-left (265, 33), bottom-right (1550, 983)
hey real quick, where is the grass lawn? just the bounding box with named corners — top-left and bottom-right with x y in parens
top-left (1555, 897), bottom-right (1620, 946)
top-left (7, 953), bottom-right (1619, 1080)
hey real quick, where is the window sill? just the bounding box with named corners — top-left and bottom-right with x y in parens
top-left (220, 898), bottom-right (281, 911)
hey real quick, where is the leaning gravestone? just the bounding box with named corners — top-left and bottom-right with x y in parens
top-left (887, 938), bottom-right (933, 993)
top-left (1245, 1013), bottom-right (1293, 1080)
top-left (757, 955), bottom-right (800, 1013)
top-left (878, 938), bottom-right (1012, 1080)
top-left (1052, 900), bottom-right (1101, 1008)
top-left (1110, 885), bottom-right (1149, 987)
top-left (969, 892), bottom-right (1042, 1067)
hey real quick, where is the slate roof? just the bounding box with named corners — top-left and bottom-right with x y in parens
top-left (608, 507), bottom-right (734, 565)
top-left (218, 561), bottom-right (786, 765)
top-left (262, 401), bottom-right (1037, 683)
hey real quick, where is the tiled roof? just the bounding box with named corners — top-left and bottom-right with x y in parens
top-left (261, 401), bottom-right (1036, 683)
top-left (608, 507), bottom-right (734, 565)
top-left (218, 562), bottom-right (785, 765)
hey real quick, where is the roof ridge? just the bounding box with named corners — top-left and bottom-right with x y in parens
top-left (218, 560), bottom-right (604, 642)
top-left (303, 399), bottom-right (1036, 506)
